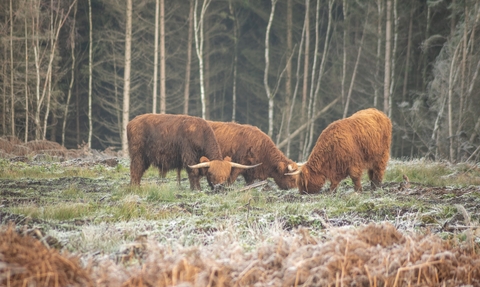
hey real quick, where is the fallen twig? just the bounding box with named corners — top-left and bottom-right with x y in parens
top-left (236, 180), bottom-right (269, 192)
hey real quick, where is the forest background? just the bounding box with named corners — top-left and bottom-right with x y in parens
top-left (1, 0), bottom-right (479, 163)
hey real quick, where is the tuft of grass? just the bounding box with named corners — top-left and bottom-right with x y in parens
top-left (145, 185), bottom-right (177, 203)
top-left (9, 202), bottom-right (94, 221)
top-left (386, 159), bottom-right (480, 187)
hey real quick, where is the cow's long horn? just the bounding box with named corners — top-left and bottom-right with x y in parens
top-left (189, 162), bottom-right (211, 169)
top-left (230, 162), bottom-right (262, 169)
top-left (287, 164), bottom-right (296, 171)
top-left (285, 169), bottom-right (301, 176)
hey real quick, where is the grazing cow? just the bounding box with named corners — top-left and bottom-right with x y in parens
top-left (286, 108), bottom-right (392, 193)
top-left (207, 121), bottom-right (298, 190)
top-left (127, 114), bottom-right (260, 190)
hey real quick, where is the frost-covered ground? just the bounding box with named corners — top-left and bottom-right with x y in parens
top-left (1, 157), bottom-right (480, 286)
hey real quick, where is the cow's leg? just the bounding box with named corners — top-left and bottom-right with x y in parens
top-left (176, 168), bottom-right (182, 186)
top-left (369, 159), bottom-right (387, 189)
top-left (369, 168), bottom-right (384, 190)
top-left (349, 168), bottom-right (363, 192)
top-left (329, 181), bottom-right (340, 193)
top-left (228, 168), bottom-right (244, 185)
top-left (130, 156), bottom-right (149, 185)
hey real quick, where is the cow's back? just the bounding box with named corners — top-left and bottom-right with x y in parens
top-left (128, 114), bottom-right (222, 169)
top-left (307, 108), bottom-right (391, 175)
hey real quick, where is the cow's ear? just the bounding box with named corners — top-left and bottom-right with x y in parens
top-left (223, 156), bottom-right (232, 162)
top-left (200, 156), bottom-right (210, 163)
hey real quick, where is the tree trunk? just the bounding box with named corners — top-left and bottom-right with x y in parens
top-left (24, 12), bottom-right (29, 142)
top-left (447, 40), bottom-right (462, 162)
top-left (402, 3), bottom-right (413, 100)
top-left (184, 0), bottom-right (194, 115)
top-left (304, 0), bottom-right (320, 153)
top-left (194, 0), bottom-right (211, 119)
top-left (283, 0), bottom-right (292, 133)
top-left (374, 0), bottom-right (382, 108)
top-left (3, 27), bottom-right (6, 136)
top-left (62, 1), bottom-right (77, 147)
top-left (75, 70), bottom-right (80, 145)
top-left (88, 0), bottom-right (93, 148)
top-left (122, 0), bottom-right (133, 156)
top-left (159, 0), bottom-right (166, 113)
top-left (152, 0), bottom-right (159, 113)
top-left (299, 0), bottom-right (310, 161)
top-left (229, 0), bottom-right (238, 121)
top-left (457, 2), bottom-right (468, 160)
top-left (422, 4), bottom-right (431, 92)
top-left (341, 0), bottom-right (348, 109)
top-left (384, 0), bottom-right (392, 115)
top-left (10, 0), bottom-right (15, 137)
top-left (264, 0), bottom-right (277, 137)
top-left (388, 0), bottom-right (398, 118)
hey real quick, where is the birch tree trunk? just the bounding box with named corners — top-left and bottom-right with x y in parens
top-left (10, 0), bottom-right (15, 137)
top-left (184, 0), bottom-right (194, 115)
top-left (302, 0), bottom-right (321, 158)
top-left (388, 0), bottom-right (398, 118)
top-left (374, 0), bottom-right (382, 108)
top-left (194, 0), bottom-right (211, 119)
top-left (159, 0), bottom-right (166, 113)
top-left (229, 0), bottom-right (238, 121)
top-left (88, 0), bottom-right (93, 148)
top-left (384, 0), bottom-right (392, 115)
top-left (2, 38), bottom-right (6, 136)
top-left (33, 0), bottom-right (75, 140)
top-left (402, 3), bottom-right (413, 100)
top-left (42, 0), bottom-right (54, 140)
top-left (457, 2), bottom-right (468, 160)
top-left (341, 0), bottom-right (348, 108)
top-left (122, 0), bottom-right (133, 156)
top-left (446, 41), bottom-right (462, 162)
top-left (264, 0), bottom-right (278, 137)
top-left (283, 0), bottom-right (292, 132)
top-left (24, 10), bottom-right (29, 142)
top-left (299, 0), bottom-right (310, 161)
top-left (152, 0), bottom-right (159, 113)
top-left (62, 1), bottom-right (77, 146)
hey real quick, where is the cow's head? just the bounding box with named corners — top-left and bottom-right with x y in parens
top-left (285, 164), bottom-right (325, 194)
top-left (189, 156), bottom-right (262, 187)
top-left (273, 161), bottom-right (299, 190)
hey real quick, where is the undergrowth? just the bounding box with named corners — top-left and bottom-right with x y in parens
top-left (1, 158), bottom-right (479, 256)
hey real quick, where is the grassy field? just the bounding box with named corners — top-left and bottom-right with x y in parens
top-left (1, 157), bottom-right (480, 286)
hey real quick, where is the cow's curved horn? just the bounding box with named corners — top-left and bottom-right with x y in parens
top-left (287, 164), bottom-right (296, 171)
top-left (230, 162), bottom-right (262, 169)
top-left (285, 169), bottom-right (301, 176)
top-left (189, 162), bottom-right (211, 169)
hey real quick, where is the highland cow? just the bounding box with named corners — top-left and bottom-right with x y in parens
top-left (127, 114), bottom-right (260, 190)
top-left (286, 108), bottom-right (392, 193)
top-left (208, 121), bottom-right (298, 190)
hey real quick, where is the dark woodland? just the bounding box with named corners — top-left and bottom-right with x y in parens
top-left (1, 0), bottom-right (479, 162)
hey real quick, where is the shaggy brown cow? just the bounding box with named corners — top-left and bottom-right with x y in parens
top-left (286, 108), bottom-right (391, 193)
top-left (207, 121), bottom-right (298, 190)
top-left (127, 114), bottom-right (260, 190)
